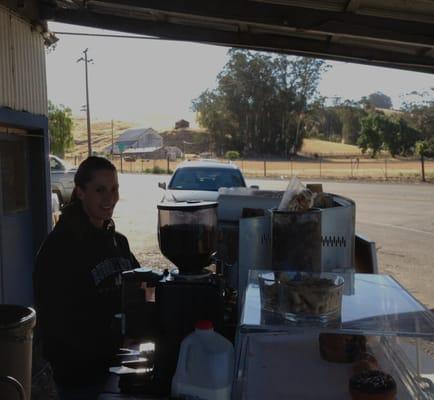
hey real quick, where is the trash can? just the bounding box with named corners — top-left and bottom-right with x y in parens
top-left (0, 305), bottom-right (36, 400)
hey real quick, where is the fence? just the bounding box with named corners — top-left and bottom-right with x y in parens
top-left (65, 155), bottom-right (434, 181)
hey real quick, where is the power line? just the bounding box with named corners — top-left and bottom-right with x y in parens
top-left (53, 31), bottom-right (165, 40)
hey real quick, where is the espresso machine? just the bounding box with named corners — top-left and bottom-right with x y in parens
top-left (121, 201), bottom-right (226, 395)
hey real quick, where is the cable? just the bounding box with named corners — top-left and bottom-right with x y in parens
top-left (52, 31), bottom-right (164, 40)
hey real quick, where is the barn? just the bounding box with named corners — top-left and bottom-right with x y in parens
top-left (107, 127), bottom-right (163, 155)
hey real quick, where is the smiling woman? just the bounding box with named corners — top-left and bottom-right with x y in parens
top-left (33, 156), bottom-right (140, 398)
top-left (73, 158), bottom-right (120, 228)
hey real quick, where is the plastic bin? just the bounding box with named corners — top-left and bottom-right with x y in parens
top-left (0, 305), bottom-right (36, 400)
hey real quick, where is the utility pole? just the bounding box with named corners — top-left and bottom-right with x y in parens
top-left (111, 119), bottom-right (114, 156)
top-left (77, 49), bottom-right (93, 157)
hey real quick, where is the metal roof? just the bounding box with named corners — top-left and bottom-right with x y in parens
top-left (38, 0), bottom-right (434, 74)
top-left (117, 127), bottom-right (158, 142)
top-left (123, 146), bottom-right (162, 154)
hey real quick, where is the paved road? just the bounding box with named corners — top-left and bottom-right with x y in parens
top-left (114, 173), bottom-right (434, 308)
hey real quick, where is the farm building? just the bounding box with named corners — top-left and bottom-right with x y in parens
top-left (106, 127), bottom-right (163, 154)
top-left (175, 119), bottom-right (190, 129)
top-left (165, 146), bottom-right (183, 160)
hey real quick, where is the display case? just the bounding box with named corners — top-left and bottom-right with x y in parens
top-left (233, 271), bottom-right (434, 399)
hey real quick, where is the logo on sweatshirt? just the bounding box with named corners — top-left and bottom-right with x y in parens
top-left (91, 257), bottom-right (132, 286)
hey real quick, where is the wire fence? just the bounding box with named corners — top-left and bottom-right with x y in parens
top-left (65, 155), bottom-right (434, 181)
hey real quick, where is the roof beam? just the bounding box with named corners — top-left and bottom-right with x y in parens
top-left (42, 7), bottom-right (434, 74)
top-left (344, 0), bottom-right (360, 13)
top-left (73, 0), bottom-right (434, 47)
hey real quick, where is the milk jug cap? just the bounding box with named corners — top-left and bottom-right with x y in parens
top-left (195, 320), bottom-right (213, 330)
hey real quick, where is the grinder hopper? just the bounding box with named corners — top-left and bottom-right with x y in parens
top-left (157, 201), bottom-right (218, 274)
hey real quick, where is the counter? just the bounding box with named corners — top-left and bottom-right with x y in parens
top-left (234, 272), bottom-right (434, 399)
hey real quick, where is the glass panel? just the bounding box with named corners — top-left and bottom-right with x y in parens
top-left (169, 167), bottom-right (245, 191)
top-left (240, 271), bottom-right (434, 337)
top-left (234, 332), bottom-right (434, 400)
top-left (0, 138), bottom-right (28, 213)
top-left (50, 156), bottom-right (62, 170)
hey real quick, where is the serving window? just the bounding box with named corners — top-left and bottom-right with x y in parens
top-left (0, 129), bottom-right (28, 214)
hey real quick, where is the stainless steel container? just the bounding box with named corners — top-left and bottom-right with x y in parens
top-left (271, 208), bottom-right (322, 272)
top-left (236, 194), bottom-right (356, 296)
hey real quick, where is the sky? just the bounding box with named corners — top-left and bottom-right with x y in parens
top-left (46, 22), bottom-right (434, 131)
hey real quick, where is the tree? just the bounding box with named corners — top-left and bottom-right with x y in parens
top-left (303, 98), bottom-right (342, 141)
top-left (357, 113), bottom-right (386, 157)
top-left (289, 57), bottom-right (330, 152)
top-left (48, 101), bottom-right (74, 157)
top-left (405, 103), bottom-right (434, 145)
top-left (357, 111), bottom-right (420, 157)
top-left (415, 140), bottom-right (433, 182)
top-left (382, 117), bottom-right (419, 157)
top-left (404, 95), bottom-right (434, 180)
top-left (192, 49), bottom-right (329, 156)
top-left (367, 92), bottom-right (393, 109)
top-left (225, 150), bottom-right (240, 160)
top-left (335, 100), bottom-right (366, 144)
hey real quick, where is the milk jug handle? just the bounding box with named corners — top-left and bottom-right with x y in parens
top-left (0, 376), bottom-right (26, 400)
top-left (178, 340), bottom-right (192, 375)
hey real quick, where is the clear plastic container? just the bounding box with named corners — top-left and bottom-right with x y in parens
top-left (171, 320), bottom-right (235, 400)
top-left (258, 271), bottom-right (344, 325)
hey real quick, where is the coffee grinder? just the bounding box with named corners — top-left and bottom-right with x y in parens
top-left (122, 201), bottom-right (225, 395)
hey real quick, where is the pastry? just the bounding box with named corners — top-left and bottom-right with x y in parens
top-left (349, 370), bottom-right (397, 400)
top-left (286, 188), bottom-right (314, 211)
top-left (278, 275), bottom-right (343, 316)
top-left (319, 333), bottom-right (366, 363)
top-left (353, 352), bottom-right (379, 375)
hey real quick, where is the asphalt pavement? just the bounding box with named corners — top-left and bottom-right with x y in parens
top-left (113, 173), bottom-right (434, 308)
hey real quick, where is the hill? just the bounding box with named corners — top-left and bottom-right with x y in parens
top-left (159, 128), bottom-right (211, 154)
top-left (300, 139), bottom-right (362, 156)
top-left (66, 117), bottom-right (363, 157)
top-left (66, 117), bottom-right (137, 156)
top-left (66, 117), bottom-right (211, 156)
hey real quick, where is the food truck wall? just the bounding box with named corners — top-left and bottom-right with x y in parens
top-left (0, 3), bottom-right (51, 306)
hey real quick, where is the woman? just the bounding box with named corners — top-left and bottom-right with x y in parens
top-left (34, 156), bottom-right (139, 398)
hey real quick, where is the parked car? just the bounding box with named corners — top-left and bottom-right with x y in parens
top-left (158, 159), bottom-right (257, 202)
top-left (49, 154), bottom-right (77, 205)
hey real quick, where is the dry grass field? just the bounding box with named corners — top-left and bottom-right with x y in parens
top-left (300, 138), bottom-right (363, 156)
top-left (235, 158), bottom-right (433, 180)
top-left (68, 117), bottom-right (137, 155)
top-left (64, 155), bottom-right (433, 182)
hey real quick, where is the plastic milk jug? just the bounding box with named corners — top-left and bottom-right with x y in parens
top-left (171, 320), bottom-right (235, 400)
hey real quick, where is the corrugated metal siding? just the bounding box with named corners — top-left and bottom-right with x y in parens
top-left (0, 6), bottom-right (47, 116)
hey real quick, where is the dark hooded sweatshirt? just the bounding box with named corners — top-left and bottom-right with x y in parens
top-left (33, 202), bottom-right (139, 385)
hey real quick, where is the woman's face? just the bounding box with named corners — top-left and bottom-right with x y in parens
top-left (76, 169), bottom-right (119, 228)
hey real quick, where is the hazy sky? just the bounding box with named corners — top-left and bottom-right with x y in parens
top-left (46, 22), bottom-right (434, 130)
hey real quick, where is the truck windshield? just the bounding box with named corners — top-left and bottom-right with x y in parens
top-left (169, 167), bottom-right (246, 191)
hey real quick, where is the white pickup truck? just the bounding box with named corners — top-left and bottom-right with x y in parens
top-left (49, 154), bottom-right (77, 205)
